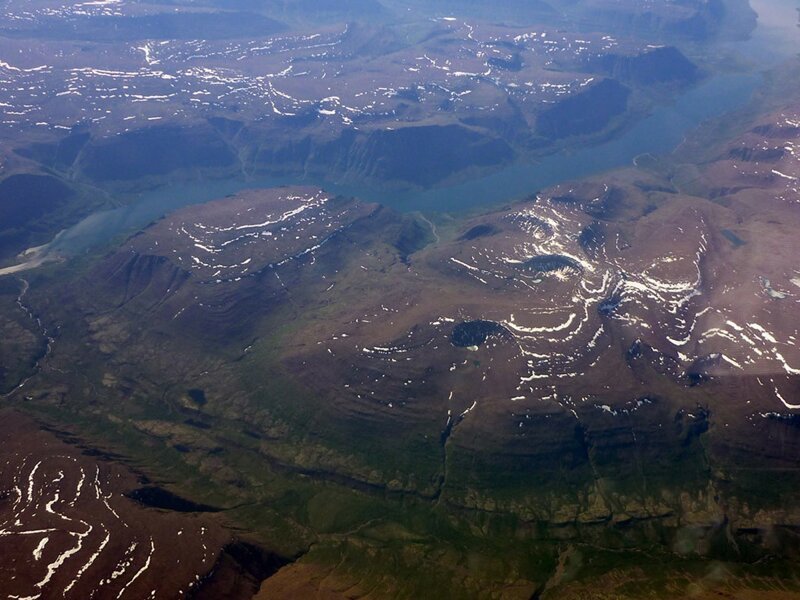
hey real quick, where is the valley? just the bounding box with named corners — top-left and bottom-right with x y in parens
top-left (0, 0), bottom-right (799, 598)
top-left (5, 88), bottom-right (800, 596)
top-left (0, 0), bottom-right (758, 262)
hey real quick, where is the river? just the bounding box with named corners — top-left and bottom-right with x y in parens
top-left (2, 0), bottom-right (797, 273)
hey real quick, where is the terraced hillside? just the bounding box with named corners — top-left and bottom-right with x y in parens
top-left (6, 94), bottom-right (799, 595)
top-left (3, 0), bottom-right (799, 597)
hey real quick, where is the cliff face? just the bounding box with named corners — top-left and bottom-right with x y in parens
top-left (576, 0), bottom-right (756, 41)
top-left (0, 174), bottom-right (78, 258)
top-left (536, 79), bottom-right (630, 139)
top-left (585, 46), bottom-right (699, 86)
top-left (16, 119), bottom-right (516, 190)
top-left (78, 125), bottom-right (239, 182)
top-left (308, 124), bottom-right (516, 186)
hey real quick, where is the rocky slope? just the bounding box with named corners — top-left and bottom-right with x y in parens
top-left (10, 97), bottom-right (800, 594)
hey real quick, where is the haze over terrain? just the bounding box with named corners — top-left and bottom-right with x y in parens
top-left (0, 0), bottom-right (799, 598)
